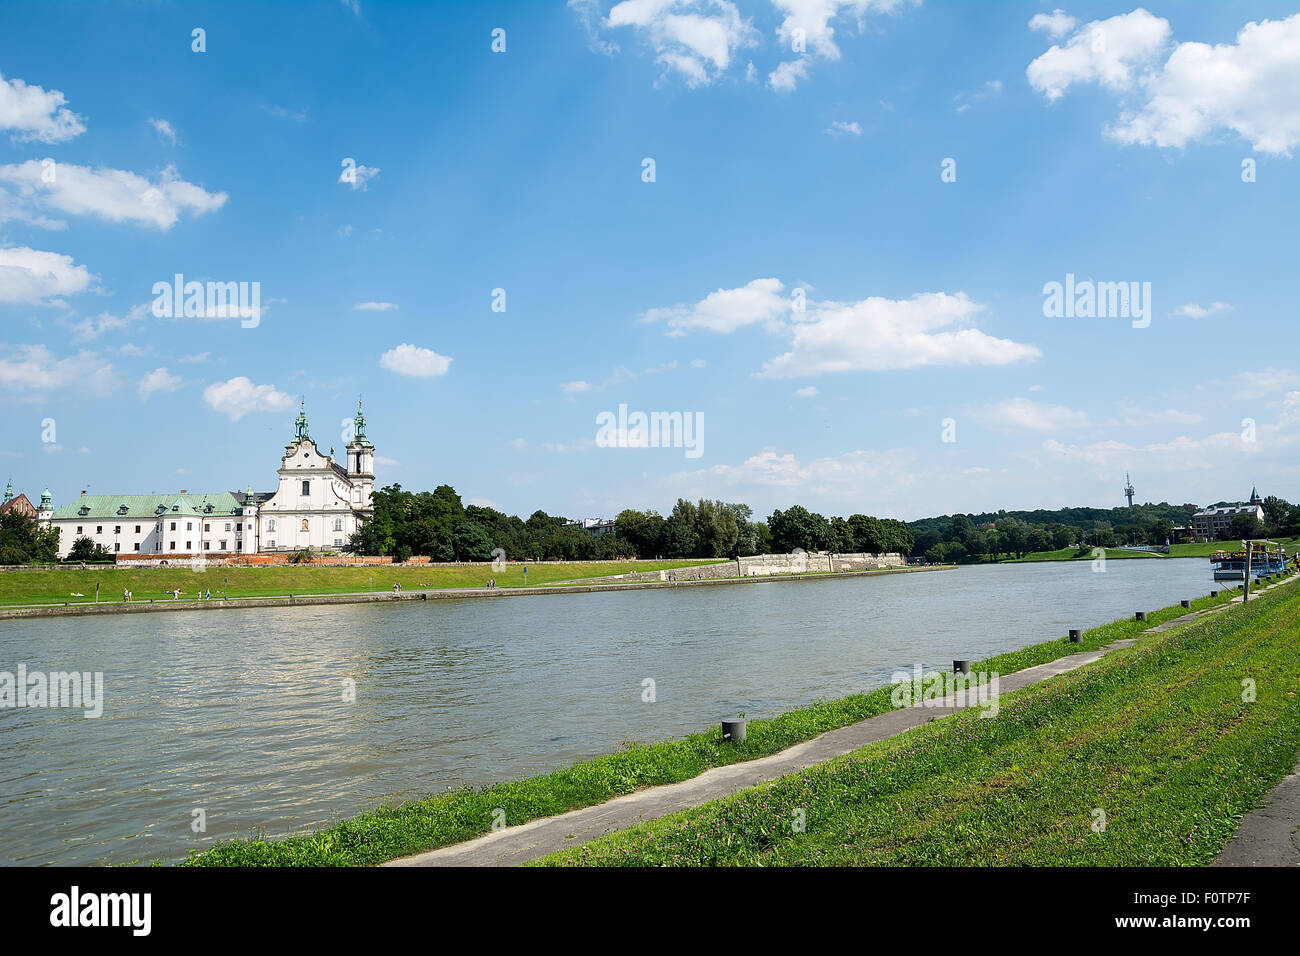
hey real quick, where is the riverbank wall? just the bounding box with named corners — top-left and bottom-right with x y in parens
top-left (0, 564), bottom-right (945, 620)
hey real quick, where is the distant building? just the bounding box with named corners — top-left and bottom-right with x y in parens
top-left (37, 402), bottom-right (377, 558)
top-left (567, 518), bottom-right (616, 538)
top-left (1193, 487), bottom-right (1265, 540)
top-left (1, 479), bottom-right (36, 518)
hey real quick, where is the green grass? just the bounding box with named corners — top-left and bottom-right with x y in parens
top-left (536, 577), bottom-right (1300, 866)
top-left (1012, 537), bottom-right (1300, 563)
top-left (0, 559), bottom-right (726, 608)
top-left (181, 585), bottom-right (1248, 866)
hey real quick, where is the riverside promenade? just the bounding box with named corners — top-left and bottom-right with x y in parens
top-left (388, 574), bottom-right (1299, 868)
top-left (0, 564), bottom-right (947, 621)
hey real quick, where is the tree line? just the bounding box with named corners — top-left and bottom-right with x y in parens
top-left (344, 484), bottom-right (914, 561)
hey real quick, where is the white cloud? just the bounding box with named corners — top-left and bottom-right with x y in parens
top-left (0, 160), bottom-right (227, 230)
top-left (149, 118), bottom-right (178, 145)
top-left (202, 377), bottom-right (294, 421)
top-left (768, 0), bottom-right (914, 90)
top-left (353, 301), bottom-right (397, 311)
top-left (1171, 301), bottom-right (1232, 318)
top-left (795, 385), bottom-right (819, 397)
top-left (0, 72), bottom-right (85, 143)
top-left (825, 119), bottom-right (862, 136)
top-left (954, 79), bottom-right (1003, 113)
top-left (509, 437), bottom-right (528, 448)
top-left (642, 277), bottom-right (789, 335)
top-left (570, 0), bottom-right (621, 55)
top-left (179, 352), bottom-right (210, 364)
top-left (1109, 14), bottom-right (1300, 154)
top-left (0, 345), bottom-right (113, 394)
top-left (1030, 11), bottom-right (1300, 155)
top-left (1029, 9), bottom-right (1076, 40)
top-left (759, 291), bottom-right (1041, 377)
top-left (68, 303), bottom-right (150, 342)
top-left (768, 58), bottom-right (809, 92)
top-left (562, 380), bottom-right (593, 394)
top-left (1115, 406), bottom-right (1203, 427)
top-left (379, 343), bottom-right (452, 378)
top-left (603, 0), bottom-right (759, 87)
top-left (670, 444), bottom-right (917, 501)
top-left (1026, 9), bottom-right (1171, 102)
top-left (138, 367), bottom-right (181, 402)
top-left (0, 246), bottom-right (95, 303)
top-left (1232, 367), bottom-right (1300, 399)
top-left (338, 161), bottom-right (380, 191)
top-left (978, 398), bottom-right (1088, 432)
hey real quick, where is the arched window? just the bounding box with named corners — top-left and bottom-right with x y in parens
top-left (301, 519), bottom-right (309, 532)
top-left (333, 518), bottom-right (343, 532)
top-left (267, 519), bottom-right (276, 532)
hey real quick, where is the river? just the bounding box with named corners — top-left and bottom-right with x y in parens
top-left (0, 557), bottom-right (1220, 865)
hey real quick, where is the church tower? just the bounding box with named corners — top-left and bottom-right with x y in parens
top-left (345, 399), bottom-right (375, 514)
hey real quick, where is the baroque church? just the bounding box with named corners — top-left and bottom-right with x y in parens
top-left (37, 402), bottom-right (376, 559)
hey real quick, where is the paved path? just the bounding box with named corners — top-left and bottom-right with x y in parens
top-left (1213, 757), bottom-right (1300, 867)
top-left (388, 637), bottom-right (1141, 867)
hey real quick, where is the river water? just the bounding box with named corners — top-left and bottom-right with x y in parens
top-left (0, 558), bottom-right (1219, 865)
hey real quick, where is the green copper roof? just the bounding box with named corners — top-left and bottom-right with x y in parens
top-left (51, 492), bottom-right (244, 520)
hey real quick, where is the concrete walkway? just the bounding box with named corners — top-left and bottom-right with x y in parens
top-left (388, 636), bottom-right (1142, 867)
top-left (1213, 757), bottom-right (1300, 867)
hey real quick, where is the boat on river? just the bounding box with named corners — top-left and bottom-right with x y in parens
top-left (1210, 542), bottom-right (1288, 581)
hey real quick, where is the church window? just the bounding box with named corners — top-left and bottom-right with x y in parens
top-left (267, 519), bottom-right (276, 532)
top-left (301, 480), bottom-right (310, 495)
top-left (333, 518), bottom-right (343, 531)
top-left (301, 519), bottom-right (309, 532)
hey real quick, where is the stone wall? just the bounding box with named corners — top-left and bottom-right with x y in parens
top-left (579, 552), bottom-right (905, 584)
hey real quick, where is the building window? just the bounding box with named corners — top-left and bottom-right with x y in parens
top-left (97, 526), bottom-right (102, 534)
top-left (170, 522), bottom-right (176, 531)
top-left (334, 538), bottom-right (342, 547)
top-left (186, 522), bottom-right (192, 531)
top-left (300, 519), bottom-right (309, 532)
top-left (301, 480), bottom-right (310, 496)
top-left (114, 525), bottom-right (121, 534)
top-left (114, 543), bottom-right (120, 552)
top-left (77, 526), bottom-right (83, 534)
top-left (204, 524), bottom-right (210, 532)
top-left (186, 541), bottom-right (191, 550)
top-left (225, 523), bottom-right (231, 531)
top-left (333, 518), bottom-right (343, 531)
top-left (135, 525), bottom-right (141, 533)
top-left (267, 519), bottom-right (276, 532)
top-left (169, 542), bottom-right (176, 551)
top-left (268, 539), bottom-right (275, 549)
top-left (220, 540), bottom-right (227, 550)
top-left (203, 542), bottom-right (210, 550)
top-left (134, 543), bottom-right (140, 551)
top-left (236, 541), bottom-right (242, 550)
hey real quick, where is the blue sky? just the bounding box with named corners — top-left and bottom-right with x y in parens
top-left (2, 0), bottom-right (1298, 522)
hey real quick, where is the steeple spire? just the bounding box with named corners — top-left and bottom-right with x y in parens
top-left (3, 477), bottom-right (11, 504)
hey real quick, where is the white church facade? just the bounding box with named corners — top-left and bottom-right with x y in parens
top-left (39, 402), bottom-right (376, 559)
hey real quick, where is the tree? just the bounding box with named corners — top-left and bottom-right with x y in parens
top-left (660, 514), bottom-right (697, 558)
top-left (1229, 511), bottom-right (1260, 541)
top-left (1262, 496), bottom-right (1291, 531)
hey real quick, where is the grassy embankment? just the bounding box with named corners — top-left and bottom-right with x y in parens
top-left (1012, 537), bottom-right (1300, 563)
top-left (537, 574), bottom-right (1300, 866)
top-left (182, 580), bottom-right (1257, 866)
top-left (0, 559), bottom-right (726, 608)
